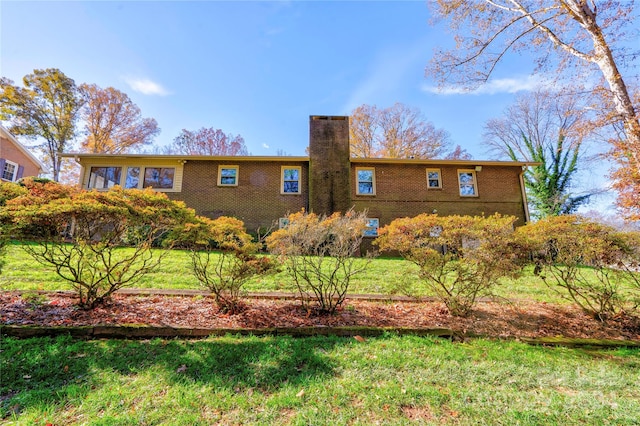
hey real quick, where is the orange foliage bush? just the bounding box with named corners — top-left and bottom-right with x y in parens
top-left (2, 181), bottom-right (197, 309)
top-left (376, 213), bottom-right (524, 317)
top-left (520, 215), bottom-right (640, 320)
top-left (266, 209), bottom-right (370, 314)
top-left (174, 216), bottom-right (277, 314)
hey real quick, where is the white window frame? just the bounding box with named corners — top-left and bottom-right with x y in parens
top-left (363, 218), bottom-right (380, 237)
top-left (2, 160), bottom-right (18, 182)
top-left (218, 165), bottom-right (239, 187)
top-left (426, 168), bottom-right (442, 189)
top-left (281, 166), bottom-right (302, 195)
top-left (142, 167), bottom-right (176, 190)
top-left (356, 167), bottom-right (376, 196)
top-left (457, 169), bottom-right (478, 197)
top-left (88, 166), bottom-right (123, 189)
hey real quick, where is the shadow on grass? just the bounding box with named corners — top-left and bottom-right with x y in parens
top-left (1, 333), bottom-right (344, 418)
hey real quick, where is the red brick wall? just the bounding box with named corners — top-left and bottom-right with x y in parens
top-left (167, 159), bottom-right (309, 232)
top-left (350, 162), bottom-right (528, 227)
top-left (0, 136), bottom-right (41, 179)
top-left (166, 158), bottom-right (528, 240)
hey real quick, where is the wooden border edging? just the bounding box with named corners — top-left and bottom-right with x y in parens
top-left (2, 325), bottom-right (640, 348)
top-left (0, 325), bottom-right (455, 340)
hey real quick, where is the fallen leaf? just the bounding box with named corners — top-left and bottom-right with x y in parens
top-left (354, 335), bottom-right (366, 342)
top-left (176, 364), bottom-right (187, 373)
top-left (296, 389), bottom-right (305, 398)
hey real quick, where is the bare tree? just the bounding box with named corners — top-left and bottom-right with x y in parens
top-left (484, 90), bottom-right (593, 217)
top-left (427, 1), bottom-right (639, 216)
top-left (350, 103), bottom-right (451, 159)
top-left (79, 84), bottom-right (160, 154)
top-left (165, 127), bottom-right (249, 156)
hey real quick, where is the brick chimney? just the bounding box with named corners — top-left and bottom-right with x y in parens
top-left (308, 116), bottom-right (351, 216)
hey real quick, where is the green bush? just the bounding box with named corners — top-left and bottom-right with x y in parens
top-left (375, 213), bottom-right (524, 317)
top-left (521, 215), bottom-right (640, 320)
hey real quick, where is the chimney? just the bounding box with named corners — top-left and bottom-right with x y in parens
top-left (308, 116), bottom-right (351, 216)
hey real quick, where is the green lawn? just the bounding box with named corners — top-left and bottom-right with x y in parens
top-left (0, 242), bottom-right (570, 304)
top-left (2, 334), bottom-right (639, 425)
top-left (2, 244), bottom-right (640, 424)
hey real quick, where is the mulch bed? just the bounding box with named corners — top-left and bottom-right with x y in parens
top-left (2, 291), bottom-right (640, 342)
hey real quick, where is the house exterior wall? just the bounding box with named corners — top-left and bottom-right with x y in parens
top-left (0, 133), bottom-right (42, 181)
top-left (350, 162), bottom-right (528, 227)
top-left (65, 115), bottom-right (533, 238)
top-left (167, 159), bottom-right (309, 232)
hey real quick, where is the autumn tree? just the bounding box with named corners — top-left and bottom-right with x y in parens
top-left (484, 90), bottom-right (592, 218)
top-left (349, 103), bottom-right (451, 159)
top-left (79, 84), bottom-right (160, 154)
top-left (427, 1), bottom-right (640, 218)
top-left (0, 68), bottom-right (84, 181)
top-left (165, 127), bottom-right (249, 155)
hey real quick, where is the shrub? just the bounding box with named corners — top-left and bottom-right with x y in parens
top-left (0, 181), bottom-right (30, 276)
top-left (375, 213), bottom-right (523, 317)
top-left (266, 209), bottom-right (371, 314)
top-left (521, 215), bottom-right (640, 320)
top-left (2, 182), bottom-right (197, 309)
top-left (174, 216), bottom-right (278, 313)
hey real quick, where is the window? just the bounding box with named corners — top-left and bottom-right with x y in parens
top-left (125, 167), bottom-right (140, 189)
top-left (88, 167), bottom-right (122, 189)
top-left (356, 167), bottom-right (376, 195)
top-left (218, 165), bottom-right (239, 186)
top-left (278, 217), bottom-right (289, 229)
top-left (363, 218), bottom-right (379, 237)
top-left (457, 170), bottom-right (478, 197)
top-left (426, 168), bottom-right (442, 189)
top-left (143, 167), bottom-right (175, 189)
top-left (281, 166), bottom-right (301, 194)
top-left (2, 160), bottom-right (18, 181)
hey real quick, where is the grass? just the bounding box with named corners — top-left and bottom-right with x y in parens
top-left (2, 334), bottom-right (639, 425)
top-left (0, 242), bottom-right (571, 304)
top-left (2, 243), bottom-right (640, 424)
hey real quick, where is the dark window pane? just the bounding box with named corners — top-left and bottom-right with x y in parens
top-left (143, 167), bottom-right (175, 189)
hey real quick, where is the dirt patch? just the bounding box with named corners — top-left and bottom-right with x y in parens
top-left (1, 292), bottom-right (639, 341)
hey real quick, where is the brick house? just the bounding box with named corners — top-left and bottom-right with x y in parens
top-left (64, 116), bottom-right (533, 235)
top-left (0, 125), bottom-right (46, 182)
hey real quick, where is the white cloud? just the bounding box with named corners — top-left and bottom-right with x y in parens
top-left (262, 143), bottom-right (270, 149)
top-left (423, 74), bottom-right (552, 96)
top-left (124, 77), bottom-right (170, 96)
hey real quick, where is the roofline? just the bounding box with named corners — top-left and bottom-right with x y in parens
top-left (62, 153), bottom-right (309, 162)
top-left (62, 152), bottom-right (540, 167)
top-left (0, 125), bottom-right (49, 172)
top-left (350, 157), bottom-right (540, 167)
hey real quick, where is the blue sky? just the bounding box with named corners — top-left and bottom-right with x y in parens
top-left (0, 0), bottom-right (625, 212)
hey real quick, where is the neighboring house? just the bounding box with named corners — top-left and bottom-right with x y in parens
top-left (0, 125), bottom-right (46, 182)
top-left (64, 116), bottom-right (534, 235)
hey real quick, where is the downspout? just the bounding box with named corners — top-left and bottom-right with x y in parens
top-left (519, 167), bottom-right (531, 223)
